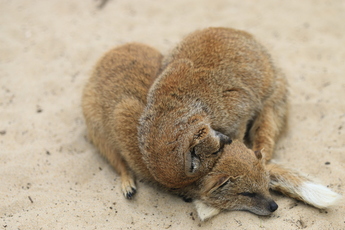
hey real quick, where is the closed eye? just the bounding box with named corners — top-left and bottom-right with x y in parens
top-left (211, 148), bottom-right (222, 155)
top-left (211, 144), bottom-right (226, 155)
top-left (238, 192), bottom-right (256, 197)
top-left (189, 148), bottom-right (196, 172)
top-left (223, 88), bottom-right (240, 93)
top-left (189, 147), bottom-right (200, 173)
top-left (218, 179), bottom-right (231, 189)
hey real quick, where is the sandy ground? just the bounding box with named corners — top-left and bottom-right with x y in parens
top-left (1, 1), bottom-right (344, 229)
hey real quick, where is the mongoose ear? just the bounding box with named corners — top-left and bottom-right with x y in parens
top-left (203, 174), bottom-right (233, 195)
top-left (188, 115), bottom-right (210, 141)
top-left (193, 126), bottom-right (209, 141)
top-left (193, 200), bottom-right (221, 221)
top-left (254, 149), bottom-right (263, 160)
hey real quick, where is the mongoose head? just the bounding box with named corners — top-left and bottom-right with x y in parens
top-left (139, 112), bottom-right (232, 188)
top-left (139, 59), bottom-right (232, 188)
top-left (194, 140), bottom-right (277, 221)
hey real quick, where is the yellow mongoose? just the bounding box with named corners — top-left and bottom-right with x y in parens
top-left (81, 43), bottom-right (278, 217)
top-left (137, 27), bottom-right (340, 218)
top-left (82, 43), bottom-right (163, 198)
top-left (139, 27), bottom-right (288, 188)
top-left (82, 32), bottom-right (340, 221)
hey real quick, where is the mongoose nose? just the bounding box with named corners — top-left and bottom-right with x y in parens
top-left (269, 201), bottom-right (278, 212)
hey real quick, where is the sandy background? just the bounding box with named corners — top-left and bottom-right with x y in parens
top-left (1, 1), bottom-right (344, 229)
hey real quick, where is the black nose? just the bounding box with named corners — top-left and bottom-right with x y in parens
top-left (269, 201), bottom-right (278, 212)
top-left (215, 131), bottom-right (232, 146)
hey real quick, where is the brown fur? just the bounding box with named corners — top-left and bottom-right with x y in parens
top-left (139, 27), bottom-right (288, 188)
top-left (81, 41), bottom-right (278, 214)
top-left (82, 43), bottom-right (163, 198)
top-left (82, 30), bottom-right (340, 221)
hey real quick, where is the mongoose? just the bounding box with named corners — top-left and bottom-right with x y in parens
top-left (191, 145), bottom-right (341, 220)
top-left (82, 43), bottom-right (163, 198)
top-left (81, 43), bottom-right (278, 216)
top-left (82, 42), bottom-right (230, 197)
top-left (139, 27), bottom-right (288, 188)
top-left (82, 36), bottom-right (340, 221)
top-left (81, 42), bottom-right (278, 215)
top-left (136, 27), bottom-right (340, 219)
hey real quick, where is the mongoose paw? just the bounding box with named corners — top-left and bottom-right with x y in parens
top-left (121, 178), bottom-right (137, 199)
top-left (124, 187), bottom-right (137, 199)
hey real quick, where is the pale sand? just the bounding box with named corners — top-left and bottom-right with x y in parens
top-left (1, 1), bottom-right (344, 229)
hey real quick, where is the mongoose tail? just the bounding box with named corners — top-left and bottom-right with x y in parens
top-left (268, 163), bottom-right (341, 209)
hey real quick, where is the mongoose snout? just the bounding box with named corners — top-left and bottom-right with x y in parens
top-left (268, 201), bottom-right (278, 212)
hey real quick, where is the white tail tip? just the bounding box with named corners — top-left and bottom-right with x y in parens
top-left (300, 182), bottom-right (342, 208)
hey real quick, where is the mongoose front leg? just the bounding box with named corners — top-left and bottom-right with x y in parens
top-left (249, 74), bottom-right (288, 162)
top-left (93, 138), bottom-right (137, 199)
top-left (120, 171), bottom-right (137, 199)
top-left (250, 106), bottom-right (278, 161)
top-left (107, 151), bottom-right (137, 199)
top-left (250, 100), bottom-right (287, 162)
